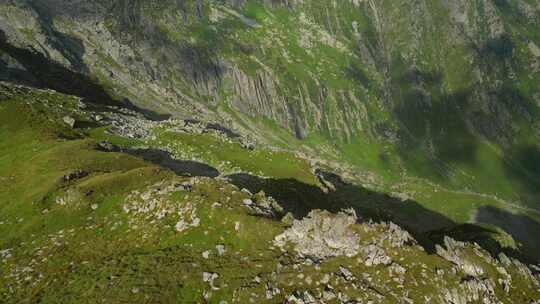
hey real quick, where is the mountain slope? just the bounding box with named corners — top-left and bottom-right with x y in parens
top-left (0, 82), bottom-right (539, 303)
top-left (1, 0), bottom-right (539, 203)
top-left (1, 1), bottom-right (540, 302)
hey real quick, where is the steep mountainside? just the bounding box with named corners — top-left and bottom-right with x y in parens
top-left (1, 0), bottom-right (539, 203)
top-left (1, 0), bottom-right (540, 302)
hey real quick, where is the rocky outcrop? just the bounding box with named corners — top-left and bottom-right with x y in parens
top-left (436, 236), bottom-right (485, 277)
top-left (382, 222), bottom-right (415, 248)
top-left (360, 244), bottom-right (392, 267)
top-left (274, 209), bottom-right (360, 260)
top-left (123, 179), bottom-right (201, 233)
top-left (439, 278), bottom-right (499, 304)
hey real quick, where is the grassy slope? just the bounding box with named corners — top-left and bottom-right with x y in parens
top-left (1, 86), bottom-right (540, 302)
top-left (0, 1), bottom-right (539, 301)
top-left (151, 126), bottom-right (317, 185)
top-left (0, 87), bottom-right (275, 302)
top-left (0, 86), bottom-right (309, 302)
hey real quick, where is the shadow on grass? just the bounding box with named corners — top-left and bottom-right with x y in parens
top-left (97, 143), bottom-right (220, 178)
top-left (475, 206), bottom-right (540, 261)
top-left (503, 144), bottom-right (540, 207)
top-left (98, 141), bottom-right (479, 256)
top-left (226, 169), bottom-right (540, 263)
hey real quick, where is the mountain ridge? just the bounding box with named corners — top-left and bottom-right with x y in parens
top-left (0, 81), bottom-right (539, 302)
top-left (1, 1), bottom-right (540, 302)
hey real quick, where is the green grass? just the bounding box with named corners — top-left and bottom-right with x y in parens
top-left (2, 1), bottom-right (540, 300)
top-left (0, 90), bottom-right (162, 244)
top-left (0, 85), bottom-right (285, 302)
top-left (339, 137), bottom-right (400, 182)
top-left (1, 83), bottom-right (540, 303)
top-left (151, 127), bottom-right (317, 185)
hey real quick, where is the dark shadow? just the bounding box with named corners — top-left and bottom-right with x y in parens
top-left (0, 51), bottom-right (38, 86)
top-left (385, 56), bottom-right (540, 257)
top-left (25, 1), bottom-right (91, 72)
top-left (73, 120), bottom-right (102, 129)
top-left (475, 206), bottom-right (540, 263)
top-left (222, 169), bottom-right (540, 263)
top-left (177, 43), bottom-right (225, 82)
top-left (480, 34), bottom-right (515, 60)
top-left (96, 142), bottom-right (220, 178)
top-left (345, 61), bottom-right (372, 89)
top-left (388, 56), bottom-right (480, 168)
top-left (424, 222), bottom-right (540, 265)
top-left (226, 169), bottom-right (540, 263)
top-left (490, 0), bottom-right (534, 32)
top-left (127, 148), bottom-right (220, 178)
top-left (0, 29), bottom-right (170, 122)
top-left (387, 52), bottom-right (540, 207)
top-left (506, 145), bottom-right (540, 180)
top-left (492, 0), bottom-right (511, 10)
top-left (503, 144), bottom-right (540, 208)
top-left (390, 65), bottom-right (479, 183)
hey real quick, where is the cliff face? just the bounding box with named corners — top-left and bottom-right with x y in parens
top-left (1, 0), bottom-right (539, 201)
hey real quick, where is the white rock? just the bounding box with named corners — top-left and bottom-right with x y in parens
top-left (216, 244), bottom-right (226, 256)
top-left (274, 209), bottom-right (359, 260)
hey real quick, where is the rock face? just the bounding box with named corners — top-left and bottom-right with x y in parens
top-left (383, 222), bottom-right (415, 248)
top-left (439, 278), bottom-right (499, 304)
top-left (436, 236), bottom-right (485, 277)
top-left (62, 116), bottom-right (75, 128)
top-left (361, 244), bottom-right (392, 267)
top-left (274, 209), bottom-right (360, 260)
top-left (1, 0), bottom-right (538, 153)
top-left (61, 169), bottom-right (88, 182)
